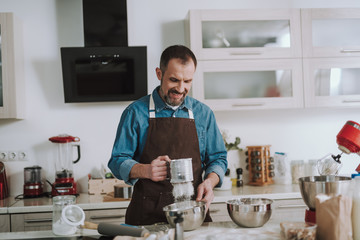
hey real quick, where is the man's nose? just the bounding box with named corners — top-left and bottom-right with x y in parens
top-left (176, 81), bottom-right (185, 93)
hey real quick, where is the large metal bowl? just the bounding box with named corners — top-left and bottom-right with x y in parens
top-left (226, 198), bottom-right (273, 228)
top-left (163, 200), bottom-right (206, 231)
top-left (299, 175), bottom-right (352, 210)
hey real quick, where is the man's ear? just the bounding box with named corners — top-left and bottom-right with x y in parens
top-left (155, 67), bottom-right (162, 81)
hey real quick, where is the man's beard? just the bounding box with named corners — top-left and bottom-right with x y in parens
top-left (159, 86), bottom-right (187, 106)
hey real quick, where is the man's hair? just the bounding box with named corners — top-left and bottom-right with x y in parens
top-left (159, 45), bottom-right (197, 74)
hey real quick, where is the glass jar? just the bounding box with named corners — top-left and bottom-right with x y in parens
top-left (52, 195), bottom-right (84, 236)
top-left (306, 160), bottom-right (318, 176)
top-left (291, 160), bottom-right (305, 184)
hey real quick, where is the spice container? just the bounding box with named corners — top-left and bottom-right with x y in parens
top-left (291, 160), bottom-right (305, 184)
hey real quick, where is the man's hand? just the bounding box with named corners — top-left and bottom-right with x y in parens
top-left (130, 155), bottom-right (171, 181)
top-left (196, 172), bottom-right (219, 211)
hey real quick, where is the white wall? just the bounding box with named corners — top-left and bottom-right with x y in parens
top-left (1, 0), bottom-right (360, 196)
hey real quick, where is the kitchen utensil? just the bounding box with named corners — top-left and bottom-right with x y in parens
top-left (163, 200), bottom-right (206, 231)
top-left (170, 158), bottom-right (193, 183)
top-left (336, 120), bottom-right (360, 154)
top-left (49, 134), bottom-right (80, 196)
top-left (280, 222), bottom-right (317, 240)
top-left (97, 222), bottom-right (150, 237)
top-left (298, 175), bottom-right (352, 211)
top-left (23, 165), bottom-right (43, 198)
top-left (52, 195), bottom-right (84, 236)
top-left (0, 161), bottom-right (9, 200)
top-left (226, 198), bottom-right (273, 228)
top-left (114, 184), bottom-right (133, 198)
top-left (316, 153), bottom-right (342, 175)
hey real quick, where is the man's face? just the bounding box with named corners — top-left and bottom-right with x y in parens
top-left (156, 58), bottom-right (195, 106)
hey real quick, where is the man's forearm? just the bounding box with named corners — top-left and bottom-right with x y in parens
top-left (204, 172), bottom-right (220, 188)
top-left (129, 163), bottom-right (148, 179)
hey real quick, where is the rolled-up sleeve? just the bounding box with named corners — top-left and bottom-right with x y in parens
top-left (108, 107), bottom-right (140, 186)
top-left (203, 111), bottom-right (227, 187)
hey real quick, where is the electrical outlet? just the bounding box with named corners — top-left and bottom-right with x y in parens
top-left (8, 151), bottom-right (18, 161)
top-left (0, 151), bottom-right (8, 161)
top-left (18, 151), bottom-right (28, 161)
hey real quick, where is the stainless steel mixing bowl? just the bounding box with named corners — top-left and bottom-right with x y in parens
top-left (163, 200), bottom-right (206, 231)
top-left (226, 198), bottom-right (273, 228)
top-left (299, 175), bottom-right (352, 210)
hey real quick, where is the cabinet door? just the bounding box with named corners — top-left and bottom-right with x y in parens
top-left (303, 58), bottom-right (360, 108)
top-left (271, 198), bottom-right (307, 222)
top-left (10, 212), bottom-right (52, 232)
top-left (192, 59), bottom-right (304, 111)
top-left (301, 8), bottom-right (360, 58)
top-left (0, 214), bottom-right (10, 232)
top-left (0, 13), bottom-right (24, 119)
top-left (187, 9), bottom-right (302, 60)
top-left (85, 208), bottom-right (126, 224)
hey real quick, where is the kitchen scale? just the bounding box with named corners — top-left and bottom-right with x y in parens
top-left (49, 134), bottom-right (81, 196)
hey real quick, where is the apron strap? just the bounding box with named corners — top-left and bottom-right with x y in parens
top-left (149, 94), bottom-right (194, 119)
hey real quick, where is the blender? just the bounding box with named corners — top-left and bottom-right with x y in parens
top-left (49, 134), bottom-right (81, 196)
top-left (23, 165), bottom-right (43, 198)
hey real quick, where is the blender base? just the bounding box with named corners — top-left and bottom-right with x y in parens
top-left (305, 209), bottom-right (316, 224)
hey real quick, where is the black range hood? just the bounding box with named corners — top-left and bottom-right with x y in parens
top-left (61, 0), bottom-right (147, 103)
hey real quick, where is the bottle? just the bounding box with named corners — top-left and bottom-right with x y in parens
top-left (352, 176), bottom-right (360, 240)
top-left (236, 168), bottom-right (243, 187)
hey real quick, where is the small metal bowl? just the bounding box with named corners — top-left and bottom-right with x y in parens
top-left (227, 198), bottom-right (273, 228)
top-left (163, 200), bottom-right (206, 231)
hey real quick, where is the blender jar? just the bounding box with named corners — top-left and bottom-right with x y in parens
top-left (52, 195), bottom-right (84, 235)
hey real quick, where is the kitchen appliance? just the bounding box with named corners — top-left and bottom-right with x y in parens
top-left (226, 198), bottom-right (273, 228)
top-left (299, 176), bottom-right (352, 224)
top-left (300, 120), bottom-right (360, 223)
top-left (0, 161), bottom-right (9, 200)
top-left (23, 165), bottom-right (43, 198)
top-left (49, 134), bottom-right (81, 196)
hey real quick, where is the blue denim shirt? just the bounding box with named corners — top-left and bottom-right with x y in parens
top-left (108, 86), bottom-right (227, 186)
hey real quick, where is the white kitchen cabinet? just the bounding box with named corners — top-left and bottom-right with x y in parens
top-left (0, 214), bottom-right (10, 232)
top-left (303, 57), bottom-right (360, 108)
top-left (193, 59), bottom-right (304, 111)
top-left (187, 9), bottom-right (302, 60)
top-left (271, 198), bottom-right (307, 222)
top-left (0, 13), bottom-right (25, 119)
top-left (84, 208), bottom-right (126, 224)
top-left (10, 212), bottom-right (52, 232)
top-left (301, 8), bottom-right (360, 58)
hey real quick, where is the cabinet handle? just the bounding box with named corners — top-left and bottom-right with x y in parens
top-left (343, 100), bottom-right (360, 103)
top-left (90, 214), bottom-right (125, 220)
top-left (209, 209), bottom-right (220, 213)
top-left (24, 218), bottom-right (52, 223)
top-left (277, 204), bottom-right (307, 209)
top-left (230, 52), bottom-right (262, 55)
top-left (340, 49), bottom-right (360, 53)
top-left (232, 103), bottom-right (264, 107)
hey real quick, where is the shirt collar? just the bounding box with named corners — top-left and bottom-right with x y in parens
top-left (152, 86), bottom-right (192, 112)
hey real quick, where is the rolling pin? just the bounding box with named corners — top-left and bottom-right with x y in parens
top-left (82, 221), bottom-right (150, 238)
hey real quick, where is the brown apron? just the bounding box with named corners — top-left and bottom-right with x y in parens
top-left (125, 94), bottom-right (211, 225)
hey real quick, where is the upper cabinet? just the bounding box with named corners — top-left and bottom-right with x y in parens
top-left (187, 8), bottom-right (360, 111)
top-left (0, 13), bottom-right (24, 119)
top-left (193, 59), bottom-right (304, 111)
top-left (301, 8), bottom-right (360, 58)
top-left (187, 9), bottom-right (302, 60)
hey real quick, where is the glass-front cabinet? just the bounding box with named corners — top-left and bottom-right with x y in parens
top-left (303, 58), bottom-right (360, 108)
top-left (187, 9), bottom-right (302, 60)
top-left (192, 59), bottom-right (304, 111)
top-left (0, 13), bottom-right (24, 119)
top-left (301, 8), bottom-right (360, 58)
